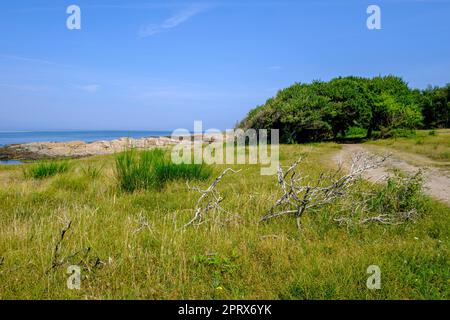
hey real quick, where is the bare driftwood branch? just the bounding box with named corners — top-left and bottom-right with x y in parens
top-left (44, 219), bottom-right (104, 275)
top-left (45, 219), bottom-right (72, 274)
top-left (333, 170), bottom-right (422, 227)
top-left (260, 152), bottom-right (389, 230)
top-left (358, 209), bottom-right (418, 225)
top-left (182, 168), bottom-right (241, 229)
top-left (133, 212), bottom-right (151, 234)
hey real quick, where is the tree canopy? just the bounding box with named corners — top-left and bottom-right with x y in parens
top-left (238, 76), bottom-right (448, 143)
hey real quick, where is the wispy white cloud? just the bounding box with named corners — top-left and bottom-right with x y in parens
top-left (77, 84), bottom-right (101, 93)
top-left (139, 5), bottom-right (209, 37)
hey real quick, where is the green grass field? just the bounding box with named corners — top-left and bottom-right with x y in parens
top-left (0, 143), bottom-right (449, 299)
top-left (368, 129), bottom-right (450, 163)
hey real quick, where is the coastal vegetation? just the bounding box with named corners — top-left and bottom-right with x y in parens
top-left (1, 76), bottom-right (449, 299)
top-left (368, 129), bottom-right (450, 163)
top-left (0, 135), bottom-right (449, 299)
top-left (115, 149), bottom-right (212, 192)
top-left (238, 76), bottom-right (450, 143)
top-left (23, 161), bottom-right (69, 179)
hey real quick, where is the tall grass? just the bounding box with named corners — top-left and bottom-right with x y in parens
top-left (0, 143), bottom-right (449, 299)
top-left (81, 164), bottom-right (103, 179)
top-left (115, 149), bottom-right (161, 192)
top-left (368, 129), bottom-right (450, 163)
top-left (156, 162), bottom-right (212, 183)
top-left (115, 149), bottom-right (212, 192)
top-left (24, 161), bottom-right (69, 179)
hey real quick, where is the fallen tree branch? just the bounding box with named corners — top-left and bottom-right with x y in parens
top-left (358, 209), bottom-right (418, 225)
top-left (182, 168), bottom-right (241, 229)
top-left (333, 170), bottom-right (422, 227)
top-left (45, 219), bottom-right (72, 274)
top-left (260, 152), bottom-right (389, 230)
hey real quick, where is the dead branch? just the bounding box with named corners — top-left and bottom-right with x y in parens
top-left (45, 219), bottom-right (72, 274)
top-left (51, 219), bottom-right (72, 269)
top-left (133, 212), bottom-right (151, 234)
top-left (359, 209), bottom-right (418, 225)
top-left (182, 168), bottom-right (241, 229)
top-left (359, 215), bottom-right (400, 225)
top-left (334, 170), bottom-right (422, 227)
top-left (260, 152), bottom-right (389, 230)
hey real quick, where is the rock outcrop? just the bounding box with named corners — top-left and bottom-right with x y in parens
top-left (0, 137), bottom-right (181, 160)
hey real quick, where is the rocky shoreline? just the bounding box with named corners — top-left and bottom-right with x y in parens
top-left (0, 136), bottom-right (184, 161)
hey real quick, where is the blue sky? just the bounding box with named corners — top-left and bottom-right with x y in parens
top-left (1, 0), bottom-right (449, 131)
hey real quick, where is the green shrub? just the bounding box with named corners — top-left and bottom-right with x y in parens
top-left (336, 171), bottom-right (426, 226)
top-left (115, 149), bottom-right (212, 192)
top-left (24, 161), bottom-right (69, 179)
top-left (380, 128), bottom-right (416, 139)
top-left (367, 171), bottom-right (425, 218)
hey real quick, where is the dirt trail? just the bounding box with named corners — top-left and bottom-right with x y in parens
top-left (332, 144), bottom-right (450, 206)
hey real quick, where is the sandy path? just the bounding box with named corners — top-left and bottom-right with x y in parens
top-left (332, 144), bottom-right (450, 206)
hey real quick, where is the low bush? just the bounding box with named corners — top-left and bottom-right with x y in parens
top-left (335, 170), bottom-right (426, 226)
top-left (380, 128), bottom-right (417, 139)
top-left (367, 171), bottom-right (425, 217)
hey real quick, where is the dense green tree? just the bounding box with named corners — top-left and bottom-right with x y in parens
top-left (365, 76), bottom-right (422, 137)
top-left (239, 76), bottom-right (436, 143)
top-left (420, 84), bottom-right (450, 128)
top-left (322, 77), bottom-right (372, 138)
